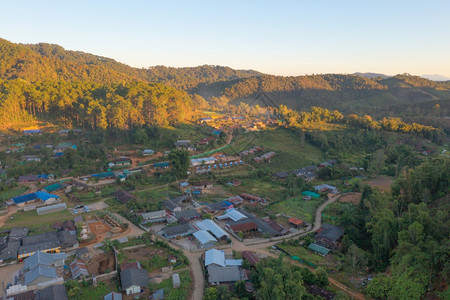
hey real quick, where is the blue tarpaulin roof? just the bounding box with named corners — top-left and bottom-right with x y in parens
top-left (12, 191), bottom-right (60, 204)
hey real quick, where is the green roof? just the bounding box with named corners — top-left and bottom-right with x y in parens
top-left (302, 191), bottom-right (320, 198)
top-left (308, 243), bottom-right (330, 255)
top-left (44, 183), bottom-right (63, 193)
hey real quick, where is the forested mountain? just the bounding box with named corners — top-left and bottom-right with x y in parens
top-left (1, 37), bottom-right (449, 130)
top-left (204, 73), bottom-right (450, 120)
top-left (0, 39), bottom-right (260, 87)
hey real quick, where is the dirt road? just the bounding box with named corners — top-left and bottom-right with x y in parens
top-left (0, 206), bottom-right (17, 228)
top-left (0, 262), bottom-right (23, 298)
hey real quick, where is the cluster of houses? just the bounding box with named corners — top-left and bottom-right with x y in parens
top-left (0, 224), bottom-right (78, 263)
top-left (239, 146), bottom-right (262, 157)
top-left (191, 156), bottom-right (244, 174)
top-left (254, 151), bottom-right (276, 163)
top-left (140, 190), bottom-right (292, 248)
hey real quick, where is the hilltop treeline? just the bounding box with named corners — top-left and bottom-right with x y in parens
top-left (278, 106), bottom-right (442, 140)
top-left (0, 39), bottom-right (259, 87)
top-left (0, 79), bottom-right (196, 129)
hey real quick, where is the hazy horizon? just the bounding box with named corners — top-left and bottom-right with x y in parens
top-left (2, 0), bottom-right (450, 77)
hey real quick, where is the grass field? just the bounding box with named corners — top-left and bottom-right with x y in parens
top-left (269, 195), bottom-right (324, 222)
top-left (224, 128), bottom-right (324, 172)
top-left (2, 209), bottom-right (74, 233)
top-left (155, 269), bottom-right (192, 300)
top-left (229, 178), bottom-right (287, 202)
top-left (277, 244), bottom-right (327, 267)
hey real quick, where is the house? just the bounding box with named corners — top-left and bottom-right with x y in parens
top-left (202, 202), bottom-right (228, 214)
top-left (192, 182), bottom-right (213, 189)
top-left (226, 221), bottom-right (258, 234)
top-left (154, 162), bottom-right (170, 169)
top-left (142, 149), bottom-right (154, 156)
top-left (18, 232), bottom-right (61, 260)
top-left (57, 231), bottom-right (78, 249)
top-left (104, 292), bottom-right (123, 300)
top-left (199, 117), bottom-right (213, 123)
top-left (141, 210), bottom-right (168, 224)
top-left (314, 184), bottom-right (338, 193)
top-left (272, 171), bottom-right (290, 179)
top-left (204, 249), bottom-right (226, 267)
top-left (190, 157), bottom-right (217, 167)
top-left (17, 175), bottom-right (40, 182)
top-left (121, 261), bottom-right (141, 271)
top-left (164, 195), bottom-right (190, 213)
top-left (120, 268), bottom-right (149, 295)
top-left (266, 220), bottom-right (288, 235)
top-left (24, 265), bottom-right (57, 285)
top-left (113, 157), bottom-right (132, 166)
top-left (162, 223), bottom-right (196, 239)
top-left (195, 219), bottom-right (228, 240)
top-left (76, 247), bottom-right (89, 260)
top-left (288, 217), bottom-right (304, 227)
top-left (113, 190), bottom-right (136, 204)
top-left (168, 254), bottom-right (177, 264)
top-left (217, 208), bottom-right (247, 222)
top-left (70, 259), bottom-right (89, 279)
top-left (207, 265), bottom-right (242, 284)
top-left (314, 223), bottom-right (344, 249)
top-left (24, 251), bottom-right (66, 271)
top-left (23, 130), bottom-right (42, 135)
top-left (240, 193), bottom-right (263, 202)
top-left (308, 243), bottom-right (331, 256)
top-left (52, 220), bottom-right (76, 232)
top-left (193, 231), bottom-right (217, 248)
top-left (174, 209), bottom-right (201, 223)
top-left (11, 191), bottom-right (60, 206)
top-left (241, 251), bottom-right (260, 266)
top-left (224, 196), bottom-right (244, 206)
top-left (172, 273), bottom-right (181, 288)
top-left (0, 240), bottom-right (20, 263)
top-left (43, 182), bottom-right (68, 193)
top-left (9, 227), bottom-right (29, 241)
top-left (39, 284), bottom-right (69, 300)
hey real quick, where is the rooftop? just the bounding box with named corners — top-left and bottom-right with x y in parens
top-left (195, 219), bottom-right (228, 239)
top-left (120, 268), bottom-right (149, 290)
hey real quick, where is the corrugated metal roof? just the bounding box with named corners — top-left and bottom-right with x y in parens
top-left (24, 265), bottom-right (57, 285)
top-left (195, 219), bottom-right (228, 239)
top-left (204, 249), bottom-right (225, 267)
top-left (207, 265), bottom-right (241, 283)
top-left (24, 251), bottom-right (66, 270)
top-left (224, 259), bottom-right (242, 266)
top-left (193, 230), bottom-right (217, 245)
top-left (218, 208), bottom-right (247, 222)
top-left (308, 243), bottom-right (331, 255)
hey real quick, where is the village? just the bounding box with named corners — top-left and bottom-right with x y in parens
top-left (0, 114), bottom-right (433, 300)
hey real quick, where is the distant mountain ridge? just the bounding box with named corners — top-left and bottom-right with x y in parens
top-left (353, 72), bottom-right (390, 79)
top-left (421, 74), bottom-right (450, 82)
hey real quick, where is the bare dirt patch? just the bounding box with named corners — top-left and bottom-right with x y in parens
top-left (339, 193), bottom-right (362, 205)
top-left (86, 252), bottom-right (115, 275)
top-left (365, 176), bottom-right (394, 192)
top-left (124, 246), bottom-right (166, 262)
top-left (89, 221), bottom-right (112, 240)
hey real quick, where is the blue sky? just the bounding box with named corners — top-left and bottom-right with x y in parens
top-left (1, 0), bottom-right (449, 76)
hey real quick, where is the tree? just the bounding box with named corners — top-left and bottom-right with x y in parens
top-left (204, 287), bottom-right (218, 300)
top-left (314, 267), bottom-right (328, 287)
top-left (365, 276), bottom-right (394, 299)
top-left (345, 244), bottom-right (368, 273)
top-left (168, 149), bottom-right (190, 177)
